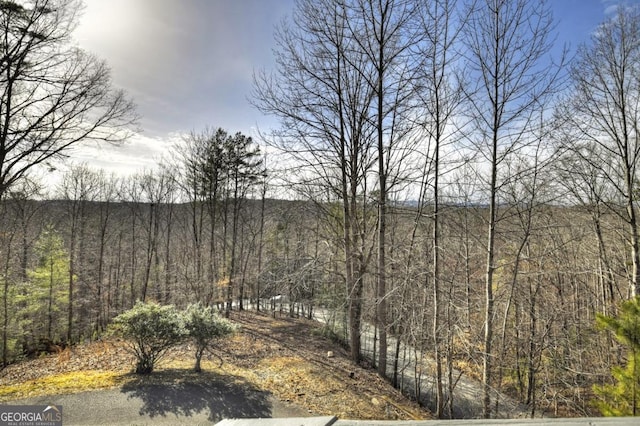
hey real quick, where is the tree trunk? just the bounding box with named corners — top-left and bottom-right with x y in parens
top-left (483, 128), bottom-right (498, 418)
top-left (67, 219), bottom-right (76, 343)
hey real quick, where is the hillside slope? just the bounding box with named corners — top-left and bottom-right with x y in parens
top-left (0, 311), bottom-right (431, 421)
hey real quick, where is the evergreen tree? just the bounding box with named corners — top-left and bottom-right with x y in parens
top-left (593, 297), bottom-right (640, 416)
top-left (20, 225), bottom-right (70, 346)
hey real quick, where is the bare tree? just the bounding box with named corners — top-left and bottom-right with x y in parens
top-left (173, 134), bottom-right (208, 300)
top-left (57, 163), bottom-right (98, 342)
top-left (555, 143), bottom-right (622, 309)
top-left (414, 0), bottom-right (465, 417)
top-left (136, 169), bottom-right (175, 302)
top-left (156, 164), bottom-right (178, 305)
top-left (556, 5), bottom-right (640, 298)
top-left (252, 0), bottom-right (378, 363)
top-left (462, 0), bottom-right (563, 417)
top-left (347, 0), bottom-right (423, 378)
top-left (0, 0), bottom-right (137, 200)
top-left (93, 170), bottom-right (118, 331)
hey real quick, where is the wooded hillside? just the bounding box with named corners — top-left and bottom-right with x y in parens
top-left (0, 172), bottom-right (630, 417)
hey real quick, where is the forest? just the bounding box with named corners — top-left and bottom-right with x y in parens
top-left (2, 0), bottom-right (640, 420)
top-left (0, 150), bottom-right (635, 418)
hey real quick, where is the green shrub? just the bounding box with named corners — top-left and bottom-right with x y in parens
top-left (184, 303), bottom-right (236, 372)
top-left (110, 301), bottom-right (186, 374)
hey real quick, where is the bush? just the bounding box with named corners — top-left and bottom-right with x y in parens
top-left (184, 303), bottom-right (236, 372)
top-left (110, 301), bottom-right (186, 374)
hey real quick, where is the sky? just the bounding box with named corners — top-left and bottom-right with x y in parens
top-left (67, 0), bottom-right (295, 177)
top-left (61, 0), bottom-right (640, 180)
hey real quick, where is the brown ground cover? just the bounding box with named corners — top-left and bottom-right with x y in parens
top-left (0, 310), bottom-right (431, 421)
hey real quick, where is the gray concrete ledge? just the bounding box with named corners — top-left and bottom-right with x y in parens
top-left (216, 416), bottom-right (338, 426)
top-left (216, 417), bottom-right (640, 426)
top-left (334, 418), bottom-right (640, 425)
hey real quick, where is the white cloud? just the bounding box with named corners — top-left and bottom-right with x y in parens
top-left (27, 132), bottom-right (181, 195)
top-left (72, 0), bottom-right (293, 138)
top-left (60, 132), bottom-right (179, 176)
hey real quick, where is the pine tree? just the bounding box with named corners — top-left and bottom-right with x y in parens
top-left (20, 225), bottom-right (70, 345)
top-left (593, 297), bottom-right (640, 416)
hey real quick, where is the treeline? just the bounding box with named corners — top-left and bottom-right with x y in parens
top-left (0, 159), bottom-right (632, 417)
top-left (1, 127), bottom-right (273, 360)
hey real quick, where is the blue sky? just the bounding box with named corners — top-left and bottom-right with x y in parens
top-left (66, 0), bottom-right (638, 177)
top-left (554, 0), bottom-right (628, 51)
